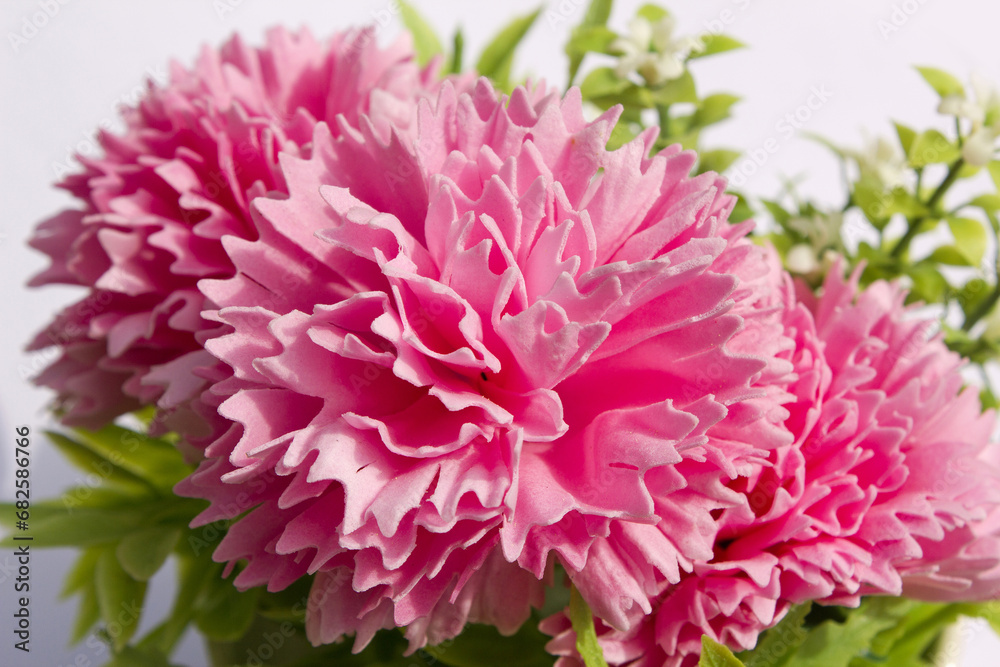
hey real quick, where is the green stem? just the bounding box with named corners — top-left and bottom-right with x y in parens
top-left (657, 104), bottom-right (672, 141)
top-left (569, 585), bottom-right (609, 667)
top-left (890, 158), bottom-right (965, 258)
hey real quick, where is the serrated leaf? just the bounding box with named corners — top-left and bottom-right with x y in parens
top-left (948, 216), bottom-right (987, 265)
top-left (916, 66), bottom-right (965, 98)
top-left (909, 129), bottom-right (962, 167)
top-left (570, 586), bottom-right (609, 667)
top-left (700, 636), bottom-right (746, 666)
top-left (397, 1), bottom-right (444, 66)
top-left (475, 7), bottom-right (542, 90)
top-left (116, 527), bottom-right (179, 581)
top-left (692, 93), bottom-right (740, 128)
top-left (95, 548), bottom-right (146, 651)
top-left (894, 122), bottom-right (917, 156)
top-left (690, 34), bottom-right (745, 59)
top-left (194, 576), bottom-right (261, 642)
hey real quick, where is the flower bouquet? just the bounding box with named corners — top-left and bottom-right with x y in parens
top-left (7, 1), bottom-right (1000, 666)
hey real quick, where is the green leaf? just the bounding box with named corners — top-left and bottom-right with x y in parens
top-left (651, 70), bottom-right (698, 106)
top-left (761, 199), bottom-right (792, 226)
top-left (916, 66), bottom-right (965, 98)
top-left (71, 580), bottom-right (101, 644)
top-left (45, 432), bottom-right (151, 495)
top-left (958, 599), bottom-right (1000, 637)
top-left (927, 245), bottom-right (973, 266)
top-left (566, 25), bottom-right (618, 57)
top-left (948, 216), bottom-right (987, 265)
top-left (637, 4), bottom-right (669, 23)
top-left (692, 93), bottom-right (741, 128)
top-left (894, 121), bottom-right (917, 156)
top-left (95, 548), bottom-right (146, 650)
top-left (969, 193), bottom-right (1000, 211)
top-left (476, 7), bottom-right (542, 90)
top-left (423, 618), bottom-right (554, 667)
top-left (855, 602), bottom-right (960, 667)
top-left (989, 161), bottom-right (1000, 191)
top-left (690, 34), bottom-right (745, 59)
top-left (115, 527), bottom-right (180, 581)
top-left (570, 586), bottom-right (609, 667)
top-left (567, 0), bottom-right (614, 83)
top-left (397, 1), bottom-right (444, 66)
top-left (62, 547), bottom-right (102, 598)
top-left (698, 149), bottom-right (742, 175)
top-left (580, 66), bottom-right (629, 100)
top-left (141, 554), bottom-right (220, 654)
top-left (23, 507), bottom-right (151, 547)
top-left (194, 575), bottom-right (261, 642)
top-left (607, 119), bottom-right (636, 151)
top-left (907, 261), bottom-right (951, 304)
top-left (853, 180), bottom-right (891, 224)
top-left (700, 636), bottom-right (746, 666)
top-left (789, 598), bottom-right (911, 667)
top-left (740, 603), bottom-right (811, 667)
top-left (909, 129), bottom-right (962, 167)
top-left (58, 425), bottom-right (192, 492)
top-left (582, 0), bottom-right (613, 27)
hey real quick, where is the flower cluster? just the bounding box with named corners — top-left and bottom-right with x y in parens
top-left (26, 25), bottom-right (1000, 667)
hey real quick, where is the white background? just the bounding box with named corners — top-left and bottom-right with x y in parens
top-left (2, 0), bottom-right (999, 665)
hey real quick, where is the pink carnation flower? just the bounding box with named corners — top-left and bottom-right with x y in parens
top-left (177, 78), bottom-right (789, 651)
top-left (27, 27), bottom-right (444, 443)
top-left (543, 264), bottom-right (1000, 666)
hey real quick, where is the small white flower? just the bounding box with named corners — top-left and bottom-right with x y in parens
top-left (786, 243), bottom-right (819, 274)
top-left (938, 74), bottom-right (1000, 166)
top-left (611, 16), bottom-right (703, 86)
top-left (788, 212), bottom-right (844, 251)
top-left (850, 136), bottom-right (908, 190)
